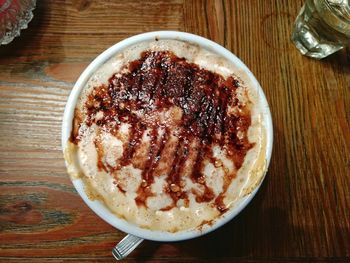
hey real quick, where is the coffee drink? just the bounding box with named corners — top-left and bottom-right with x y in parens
top-left (64, 39), bottom-right (267, 232)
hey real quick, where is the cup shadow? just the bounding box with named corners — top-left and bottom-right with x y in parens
top-left (320, 47), bottom-right (350, 74)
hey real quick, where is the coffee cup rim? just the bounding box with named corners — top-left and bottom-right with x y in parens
top-left (61, 31), bottom-right (273, 242)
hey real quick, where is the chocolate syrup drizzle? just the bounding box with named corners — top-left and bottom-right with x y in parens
top-left (72, 50), bottom-right (254, 213)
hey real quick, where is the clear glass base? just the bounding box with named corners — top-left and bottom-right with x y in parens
top-left (291, 23), bottom-right (344, 59)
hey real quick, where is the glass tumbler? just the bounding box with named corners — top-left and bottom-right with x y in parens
top-left (291, 0), bottom-right (350, 59)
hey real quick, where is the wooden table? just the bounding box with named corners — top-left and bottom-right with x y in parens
top-left (0, 0), bottom-right (349, 262)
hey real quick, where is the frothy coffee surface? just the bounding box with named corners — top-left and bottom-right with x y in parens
top-left (65, 40), bottom-right (267, 232)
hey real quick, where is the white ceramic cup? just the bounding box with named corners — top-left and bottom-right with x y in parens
top-left (61, 31), bottom-right (273, 242)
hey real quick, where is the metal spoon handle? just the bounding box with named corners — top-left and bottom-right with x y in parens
top-left (112, 234), bottom-right (144, 260)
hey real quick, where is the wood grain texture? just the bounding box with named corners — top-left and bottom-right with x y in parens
top-left (0, 0), bottom-right (349, 262)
